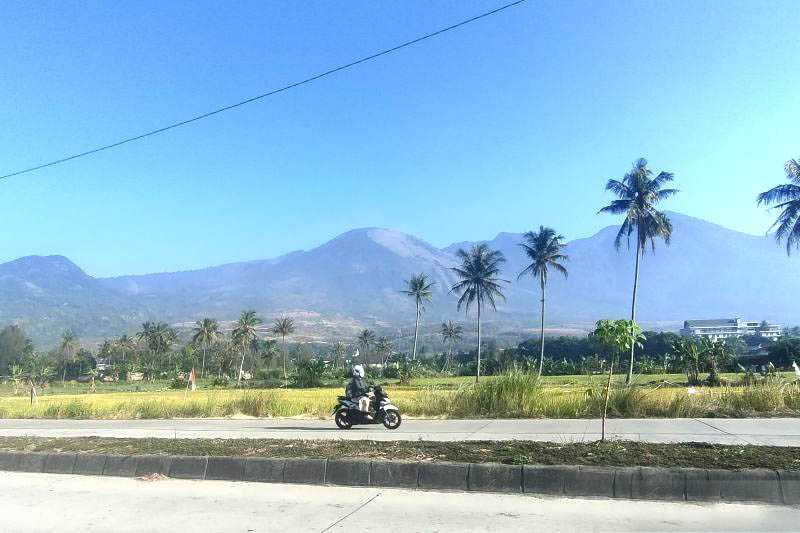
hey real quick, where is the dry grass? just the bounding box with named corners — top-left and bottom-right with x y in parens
top-left (1, 374), bottom-right (799, 420)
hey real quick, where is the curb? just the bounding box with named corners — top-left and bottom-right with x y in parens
top-left (0, 451), bottom-right (796, 505)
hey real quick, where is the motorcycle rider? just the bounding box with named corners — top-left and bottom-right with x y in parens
top-left (346, 365), bottom-right (372, 420)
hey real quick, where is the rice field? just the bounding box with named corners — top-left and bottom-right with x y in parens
top-left (1, 372), bottom-right (799, 419)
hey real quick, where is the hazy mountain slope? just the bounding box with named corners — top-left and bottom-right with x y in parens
top-left (0, 255), bottom-right (148, 344)
top-left (2, 212), bottom-right (799, 346)
top-left (463, 212), bottom-right (800, 325)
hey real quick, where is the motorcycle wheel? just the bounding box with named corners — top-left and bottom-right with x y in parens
top-left (335, 409), bottom-right (352, 429)
top-left (382, 409), bottom-right (401, 430)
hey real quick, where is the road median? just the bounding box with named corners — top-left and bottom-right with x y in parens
top-left (0, 449), bottom-right (797, 505)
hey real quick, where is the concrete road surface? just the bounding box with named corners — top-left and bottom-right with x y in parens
top-left (0, 472), bottom-right (797, 532)
top-left (1, 417), bottom-right (799, 445)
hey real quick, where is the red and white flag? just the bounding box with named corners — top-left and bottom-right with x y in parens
top-left (188, 368), bottom-right (197, 391)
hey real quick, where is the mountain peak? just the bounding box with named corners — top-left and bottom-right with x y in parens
top-left (0, 254), bottom-right (87, 277)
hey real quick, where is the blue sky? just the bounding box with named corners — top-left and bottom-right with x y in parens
top-left (1, 0), bottom-right (798, 276)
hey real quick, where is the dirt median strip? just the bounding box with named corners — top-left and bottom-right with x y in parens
top-left (2, 436), bottom-right (800, 471)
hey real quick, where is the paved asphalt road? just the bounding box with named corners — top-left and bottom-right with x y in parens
top-left (1, 472), bottom-right (796, 532)
top-left (1, 417), bottom-right (799, 444)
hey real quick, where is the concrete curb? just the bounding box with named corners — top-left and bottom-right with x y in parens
top-left (0, 451), bottom-right (795, 506)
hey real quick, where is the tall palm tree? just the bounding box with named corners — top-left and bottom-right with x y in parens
top-left (440, 321), bottom-right (463, 372)
top-left (599, 158), bottom-right (677, 384)
top-left (271, 317), bottom-right (295, 381)
top-left (59, 329), bottom-right (78, 383)
top-left (757, 158), bottom-right (800, 255)
top-left (232, 311), bottom-right (262, 385)
top-left (449, 244), bottom-right (507, 382)
top-left (357, 329), bottom-right (375, 365)
top-left (191, 318), bottom-right (220, 379)
top-left (401, 274), bottom-right (435, 360)
top-left (518, 226), bottom-right (569, 378)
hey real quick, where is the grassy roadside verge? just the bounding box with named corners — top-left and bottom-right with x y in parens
top-left (2, 436), bottom-right (800, 471)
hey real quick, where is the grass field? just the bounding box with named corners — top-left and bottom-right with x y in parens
top-left (1, 372), bottom-right (799, 420)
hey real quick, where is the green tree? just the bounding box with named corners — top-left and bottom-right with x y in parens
top-left (375, 336), bottom-right (394, 365)
top-left (58, 329), bottom-right (79, 383)
top-left (191, 318), bottom-right (220, 378)
top-left (257, 339), bottom-right (281, 370)
top-left (356, 329), bottom-right (376, 365)
top-left (439, 321), bottom-right (463, 372)
top-left (137, 322), bottom-right (177, 372)
top-left (699, 337), bottom-right (733, 386)
top-left (592, 319), bottom-right (645, 440)
top-left (232, 311), bottom-right (262, 385)
top-left (599, 158), bottom-right (678, 384)
top-left (449, 243), bottom-right (507, 382)
top-left (115, 334), bottom-right (136, 364)
top-left (401, 273), bottom-right (435, 361)
top-left (331, 341), bottom-right (347, 368)
top-left (672, 337), bottom-right (703, 385)
top-left (271, 317), bottom-right (295, 381)
top-left (0, 325), bottom-right (33, 374)
top-left (518, 226), bottom-right (569, 378)
top-left (757, 158), bottom-right (800, 254)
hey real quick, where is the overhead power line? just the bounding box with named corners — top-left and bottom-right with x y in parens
top-left (1, 0), bottom-right (526, 181)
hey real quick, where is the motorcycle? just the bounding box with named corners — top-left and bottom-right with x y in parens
top-left (333, 385), bottom-right (402, 430)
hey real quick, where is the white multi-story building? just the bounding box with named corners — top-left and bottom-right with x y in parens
top-left (680, 318), bottom-right (782, 342)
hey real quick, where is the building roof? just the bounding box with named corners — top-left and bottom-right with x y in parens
top-left (683, 318), bottom-right (739, 328)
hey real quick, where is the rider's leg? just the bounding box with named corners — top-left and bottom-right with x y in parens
top-left (358, 396), bottom-right (369, 412)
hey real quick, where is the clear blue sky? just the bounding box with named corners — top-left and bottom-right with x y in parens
top-left (1, 0), bottom-right (798, 276)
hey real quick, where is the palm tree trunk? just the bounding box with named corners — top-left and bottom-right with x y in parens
top-left (237, 348), bottom-right (246, 385)
top-left (476, 302), bottom-right (482, 383)
top-left (282, 336), bottom-right (287, 382)
top-left (412, 301), bottom-right (420, 361)
top-left (627, 238), bottom-right (642, 384)
top-left (538, 278), bottom-right (546, 379)
top-left (201, 347), bottom-right (206, 379)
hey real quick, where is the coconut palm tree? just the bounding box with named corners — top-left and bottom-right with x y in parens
top-left (449, 244), bottom-right (507, 382)
top-left (757, 158), bottom-right (800, 255)
top-left (518, 226), bottom-right (569, 378)
top-left (599, 158), bottom-right (678, 384)
top-left (232, 311), bottom-right (262, 385)
top-left (59, 329), bottom-right (78, 383)
top-left (357, 329), bottom-right (376, 365)
top-left (440, 321), bottom-right (463, 372)
top-left (401, 274), bottom-right (435, 360)
top-left (271, 317), bottom-right (295, 381)
top-left (115, 334), bottom-right (135, 364)
top-left (191, 318), bottom-right (220, 379)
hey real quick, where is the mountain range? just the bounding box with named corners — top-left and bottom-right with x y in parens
top-left (1, 212), bottom-right (798, 346)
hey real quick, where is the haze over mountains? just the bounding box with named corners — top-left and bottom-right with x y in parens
top-left (1, 212), bottom-right (797, 346)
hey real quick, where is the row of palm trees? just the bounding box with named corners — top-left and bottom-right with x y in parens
top-left (391, 158), bottom-right (676, 383)
top-left (398, 154), bottom-right (798, 385)
top-left (190, 313), bottom-right (297, 384)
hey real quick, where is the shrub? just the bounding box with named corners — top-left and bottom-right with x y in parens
top-left (292, 359), bottom-right (326, 388)
top-left (212, 376), bottom-right (231, 388)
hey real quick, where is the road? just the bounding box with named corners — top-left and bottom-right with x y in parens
top-left (0, 417), bottom-right (799, 444)
top-left (0, 472), bottom-right (796, 532)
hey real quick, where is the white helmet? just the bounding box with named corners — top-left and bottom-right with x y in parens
top-left (352, 364), bottom-right (365, 378)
